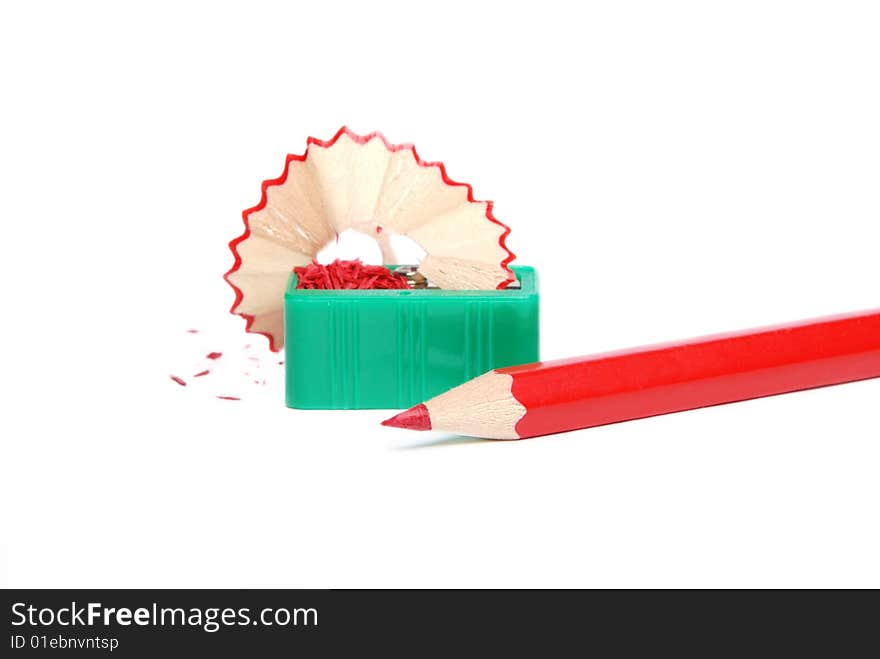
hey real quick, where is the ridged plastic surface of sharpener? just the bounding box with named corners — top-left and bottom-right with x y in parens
top-left (284, 266), bottom-right (539, 409)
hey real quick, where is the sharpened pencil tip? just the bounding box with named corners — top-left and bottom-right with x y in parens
top-left (381, 404), bottom-right (432, 431)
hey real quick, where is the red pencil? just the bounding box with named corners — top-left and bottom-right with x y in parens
top-left (382, 309), bottom-right (880, 439)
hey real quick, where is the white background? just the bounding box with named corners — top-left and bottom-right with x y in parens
top-left (1, 1), bottom-right (878, 588)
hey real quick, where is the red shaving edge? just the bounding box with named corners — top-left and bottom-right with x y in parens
top-left (223, 126), bottom-right (516, 352)
top-left (294, 259), bottom-right (408, 290)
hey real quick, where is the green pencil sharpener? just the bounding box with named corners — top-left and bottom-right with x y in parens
top-left (284, 266), bottom-right (539, 409)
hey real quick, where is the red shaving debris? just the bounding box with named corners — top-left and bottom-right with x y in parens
top-left (193, 370), bottom-right (210, 377)
top-left (170, 375), bottom-right (187, 386)
top-left (206, 352), bottom-right (223, 360)
top-left (186, 329), bottom-right (199, 334)
top-left (294, 259), bottom-right (408, 290)
top-left (216, 395), bottom-right (241, 401)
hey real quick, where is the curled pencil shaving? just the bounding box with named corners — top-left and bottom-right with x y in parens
top-left (224, 126), bottom-right (516, 350)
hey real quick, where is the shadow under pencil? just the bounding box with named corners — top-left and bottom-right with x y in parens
top-left (392, 434), bottom-right (491, 450)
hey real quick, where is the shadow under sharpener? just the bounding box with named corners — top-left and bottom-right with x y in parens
top-left (284, 266), bottom-right (539, 409)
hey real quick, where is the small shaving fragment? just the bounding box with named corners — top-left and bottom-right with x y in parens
top-left (169, 327), bottom-right (283, 401)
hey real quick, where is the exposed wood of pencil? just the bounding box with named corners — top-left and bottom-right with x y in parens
top-left (382, 308), bottom-right (880, 439)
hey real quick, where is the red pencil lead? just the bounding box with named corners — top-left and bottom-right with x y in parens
top-left (382, 404), bottom-right (432, 431)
